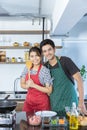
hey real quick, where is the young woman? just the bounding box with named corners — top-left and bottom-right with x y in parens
top-left (20, 47), bottom-right (53, 113)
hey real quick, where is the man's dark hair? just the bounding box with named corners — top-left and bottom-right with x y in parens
top-left (40, 39), bottom-right (55, 51)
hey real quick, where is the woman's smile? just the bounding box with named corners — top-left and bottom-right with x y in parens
top-left (30, 52), bottom-right (41, 65)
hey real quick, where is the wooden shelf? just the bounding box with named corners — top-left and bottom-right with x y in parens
top-left (0, 46), bottom-right (31, 49)
top-left (0, 46), bottom-right (62, 49)
top-left (0, 62), bottom-right (25, 64)
top-left (0, 30), bottom-right (50, 35)
top-left (56, 46), bottom-right (63, 49)
top-left (0, 46), bottom-right (63, 64)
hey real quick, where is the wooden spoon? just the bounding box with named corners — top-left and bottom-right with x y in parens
top-left (26, 60), bottom-right (32, 79)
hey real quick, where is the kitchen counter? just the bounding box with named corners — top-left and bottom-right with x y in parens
top-left (0, 112), bottom-right (86, 130)
top-left (0, 91), bottom-right (27, 100)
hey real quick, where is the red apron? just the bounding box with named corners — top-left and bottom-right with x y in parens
top-left (23, 64), bottom-right (50, 112)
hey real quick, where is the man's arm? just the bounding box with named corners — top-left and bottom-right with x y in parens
top-left (73, 72), bottom-right (87, 115)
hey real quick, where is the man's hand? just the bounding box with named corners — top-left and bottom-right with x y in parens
top-left (78, 102), bottom-right (87, 115)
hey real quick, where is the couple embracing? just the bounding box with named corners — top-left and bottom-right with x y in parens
top-left (20, 39), bottom-right (87, 117)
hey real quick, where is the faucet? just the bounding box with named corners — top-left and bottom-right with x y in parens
top-left (14, 77), bottom-right (20, 98)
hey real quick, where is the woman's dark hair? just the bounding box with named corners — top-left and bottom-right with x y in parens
top-left (40, 39), bottom-right (55, 51)
top-left (29, 46), bottom-right (41, 57)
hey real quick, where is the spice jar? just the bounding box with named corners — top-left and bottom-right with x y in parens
top-left (17, 57), bottom-right (22, 62)
top-left (11, 57), bottom-right (16, 62)
top-left (6, 57), bottom-right (10, 62)
top-left (0, 55), bottom-right (6, 62)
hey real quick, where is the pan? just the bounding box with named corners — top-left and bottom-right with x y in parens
top-left (0, 95), bottom-right (17, 113)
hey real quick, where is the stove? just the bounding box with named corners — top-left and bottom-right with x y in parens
top-left (0, 110), bottom-right (16, 128)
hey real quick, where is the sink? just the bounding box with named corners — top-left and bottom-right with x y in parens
top-left (10, 93), bottom-right (26, 100)
top-left (14, 94), bottom-right (26, 99)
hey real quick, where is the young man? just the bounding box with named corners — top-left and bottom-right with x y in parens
top-left (40, 39), bottom-right (87, 116)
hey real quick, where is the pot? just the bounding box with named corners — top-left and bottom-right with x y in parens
top-left (0, 95), bottom-right (17, 113)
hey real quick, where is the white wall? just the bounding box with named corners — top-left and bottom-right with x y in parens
top-left (63, 41), bottom-right (87, 96)
top-left (0, 20), bottom-right (48, 45)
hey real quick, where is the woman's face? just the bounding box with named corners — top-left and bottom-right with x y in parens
top-left (29, 51), bottom-right (41, 66)
top-left (42, 44), bottom-right (55, 60)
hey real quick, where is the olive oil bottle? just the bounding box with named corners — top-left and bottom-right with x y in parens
top-left (69, 102), bottom-right (78, 129)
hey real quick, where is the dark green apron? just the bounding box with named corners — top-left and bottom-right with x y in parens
top-left (49, 57), bottom-right (78, 116)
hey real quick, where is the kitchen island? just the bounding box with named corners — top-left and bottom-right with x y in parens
top-left (0, 112), bottom-right (86, 130)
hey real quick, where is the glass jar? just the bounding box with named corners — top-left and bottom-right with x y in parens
top-left (6, 57), bottom-right (10, 62)
top-left (11, 57), bottom-right (16, 62)
top-left (24, 51), bottom-right (29, 61)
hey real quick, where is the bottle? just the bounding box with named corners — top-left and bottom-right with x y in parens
top-left (24, 51), bottom-right (29, 61)
top-left (69, 102), bottom-right (78, 129)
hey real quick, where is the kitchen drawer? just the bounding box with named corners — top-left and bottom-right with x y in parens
top-left (16, 101), bottom-right (24, 111)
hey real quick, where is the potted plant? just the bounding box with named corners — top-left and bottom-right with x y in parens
top-left (80, 65), bottom-right (87, 81)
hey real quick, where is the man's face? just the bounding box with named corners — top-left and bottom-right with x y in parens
top-left (42, 44), bottom-right (55, 60)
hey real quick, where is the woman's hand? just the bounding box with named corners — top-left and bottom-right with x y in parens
top-left (26, 79), bottom-right (35, 88)
top-left (26, 79), bottom-right (52, 94)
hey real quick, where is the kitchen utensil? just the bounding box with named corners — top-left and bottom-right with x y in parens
top-left (26, 60), bottom-right (32, 79)
top-left (35, 111), bottom-right (57, 117)
top-left (0, 95), bottom-right (17, 113)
